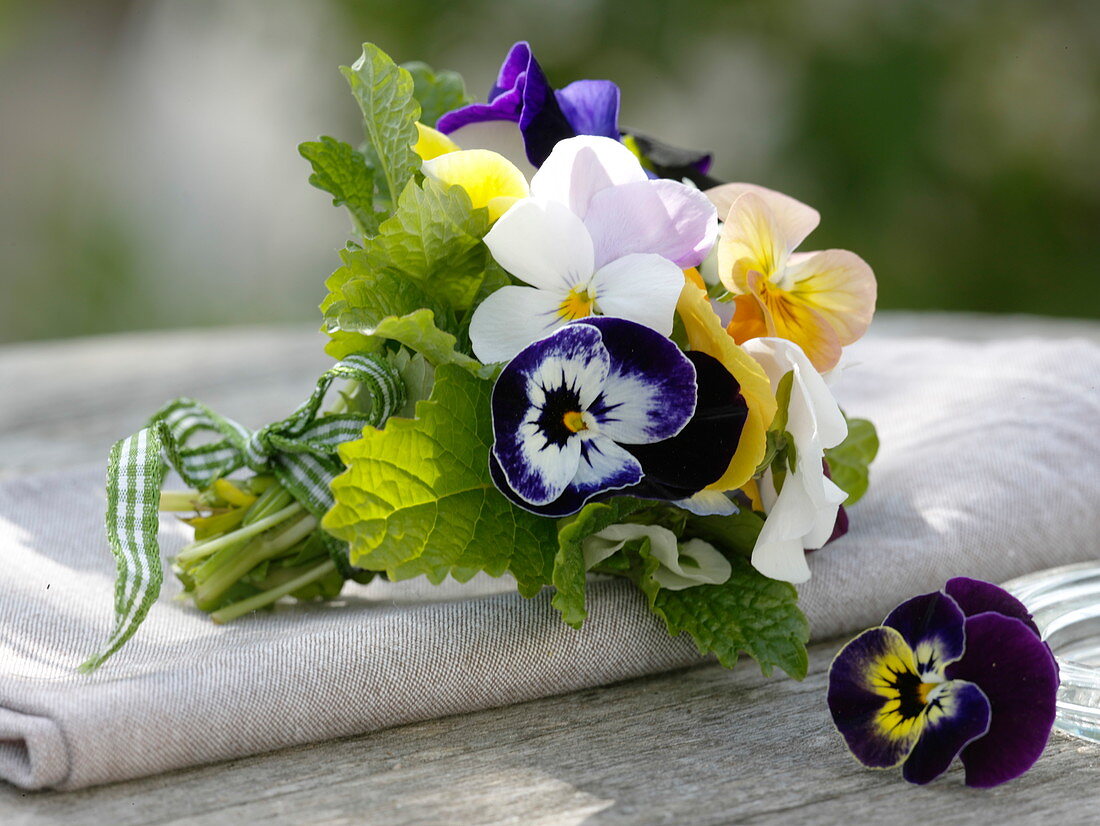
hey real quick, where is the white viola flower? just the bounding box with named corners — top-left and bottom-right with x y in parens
top-left (742, 337), bottom-right (848, 584)
top-left (581, 523), bottom-right (732, 590)
top-left (469, 135), bottom-right (718, 363)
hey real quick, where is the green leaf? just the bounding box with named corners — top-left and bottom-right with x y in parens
top-left (648, 557), bottom-right (809, 678)
top-left (402, 61), bottom-right (471, 127)
top-left (341, 43), bottom-right (420, 205)
top-left (825, 417), bottom-right (879, 505)
top-left (681, 508), bottom-right (765, 558)
top-left (320, 250), bottom-right (448, 359)
top-left (323, 364), bottom-right (557, 596)
top-left (298, 136), bottom-right (378, 236)
top-left (370, 177), bottom-right (494, 311)
top-left (371, 309), bottom-right (497, 378)
top-left (552, 498), bottom-right (645, 628)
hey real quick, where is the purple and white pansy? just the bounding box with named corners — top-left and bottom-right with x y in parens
top-left (828, 578), bottom-right (1059, 787)
top-left (469, 136), bottom-right (717, 364)
top-left (490, 316), bottom-right (749, 516)
top-left (490, 317), bottom-right (695, 516)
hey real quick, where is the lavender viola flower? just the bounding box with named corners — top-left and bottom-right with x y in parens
top-left (437, 41), bottom-right (620, 167)
top-left (489, 317), bottom-right (747, 517)
top-left (828, 578), bottom-right (1059, 787)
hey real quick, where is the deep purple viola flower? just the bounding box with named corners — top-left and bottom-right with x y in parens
top-left (827, 578), bottom-right (1058, 787)
top-left (436, 41), bottom-right (620, 167)
top-left (490, 317), bottom-right (697, 517)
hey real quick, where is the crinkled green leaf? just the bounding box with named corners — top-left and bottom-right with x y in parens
top-left (341, 43), bottom-right (420, 205)
top-left (372, 309), bottom-right (497, 378)
top-left (646, 556), bottom-right (809, 679)
top-left (320, 250), bottom-right (449, 359)
top-left (403, 61), bottom-right (471, 127)
top-left (370, 177), bottom-right (494, 311)
top-left (825, 416), bottom-right (879, 505)
top-left (551, 498), bottom-right (645, 628)
top-left (324, 364), bottom-right (557, 596)
top-left (298, 136), bottom-right (378, 236)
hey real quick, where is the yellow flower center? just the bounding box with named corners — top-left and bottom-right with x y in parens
top-left (562, 411), bottom-right (588, 433)
top-left (558, 285), bottom-right (595, 320)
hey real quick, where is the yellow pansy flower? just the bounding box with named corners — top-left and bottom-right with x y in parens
top-left (707, 183), bottom-right (876, 372)
top-left (422, 148), bottom-right (530, 222)
top-left (676, 276), bottom-right (777, 493)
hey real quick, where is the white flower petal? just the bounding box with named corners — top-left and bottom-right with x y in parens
top-left (590, 253), bottom-right (684, 337)
top-left (469, 285), bottom-right (567, 363)
top-left (653, 538), bottom-right (732, 590)
top-left (570, 434), bottom-right (643, 496)
top-left (750, 470), bottom-right (815, 584)
top-left (530, 135), bottom-right (648, 217)
top-left (803, 475), bottom-right (848, 550)
top-left (673, 490), bottom-right (740, 516)
top-left (508, 417), bottom-right (582, 505)
top-left (484, 198), bottom-right (595, 292)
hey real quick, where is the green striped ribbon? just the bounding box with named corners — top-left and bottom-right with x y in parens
top-left (81, 353), bottom-right (405, 672)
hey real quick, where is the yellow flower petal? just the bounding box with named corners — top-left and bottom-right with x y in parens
top-left (422, 149), bottom-right (530, 220)
top-left (715, 191), bottom-right (787, 295)
top-left (725, 290), bottom-right (770, 344)
top-left (785, 249), bottom-right (877, 346)
top-left (413, 122), bottom-right (461, 161)
top-left (748, 270), bottom-right (843, 372)
top-left (676, 277), bottom-right (776, 492)
top-left (706, 183), bottom-right (820, 251)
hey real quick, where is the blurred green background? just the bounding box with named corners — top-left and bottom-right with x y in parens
top-left (2, 0), bottom-right (1098, 345)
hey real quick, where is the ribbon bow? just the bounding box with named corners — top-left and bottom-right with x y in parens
top-left (82, 353), bottom-right (405, 671)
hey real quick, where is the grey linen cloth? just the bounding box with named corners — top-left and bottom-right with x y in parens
top-left (2, 335), bottom-right (1099, 791)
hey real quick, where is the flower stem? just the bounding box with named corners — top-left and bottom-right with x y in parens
top-left (209, 560), bottom-right (337, 624)
top-left (159, 490), bottom-right (203, 511)
top-left (192, 513), bottom-right (319, 610)
top-left (176, 502), bottom-right (303, 567)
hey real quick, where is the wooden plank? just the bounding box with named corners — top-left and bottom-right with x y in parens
top-left (4, 642), bottom-right (1098, 825)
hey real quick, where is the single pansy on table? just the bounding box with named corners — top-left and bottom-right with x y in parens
top-left (89, 39), bottom-right (886, 703)
top-left (828, 578), bottom-right (1059, 787)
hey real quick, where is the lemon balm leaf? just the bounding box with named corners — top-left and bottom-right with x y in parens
top-left (323, 364), bottom-right (556, 595)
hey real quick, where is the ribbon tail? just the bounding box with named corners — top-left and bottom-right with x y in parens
top-left (80, 424), bottom-right (168, 672)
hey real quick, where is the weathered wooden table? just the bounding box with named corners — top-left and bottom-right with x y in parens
top-left (4, 313), bottom-right (1100, 825)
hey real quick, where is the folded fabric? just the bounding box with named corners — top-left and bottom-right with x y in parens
top-left (2, 335), bottom-right (1099, 791)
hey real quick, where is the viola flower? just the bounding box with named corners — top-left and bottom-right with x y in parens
top-left (741, 337), bottom-right (848, 584)
top-left (489, 317), bottom-right (696, 517)
top-left (582, 523), bottom-right (731, 590)
top-left (469, 136), bottom-right (717, 364)
top-left (437, 41), bottom-right (620, 168)
top-left (828, 578), bottom-right (1059, 787)
top-left (674, 277), bottom-right (777, 511)
top-left (707, 183), bottom-right (876, 372)
top-left (422, 149), bottom-right (530, 222)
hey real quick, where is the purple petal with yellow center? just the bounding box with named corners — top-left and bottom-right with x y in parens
top-left (573, 317), bottom-right (696, 443)
top-left (944, 577), bottom-right (1042, 638)
top-left (901, 680), bottom-right (991, 785)
top-left (827, 626), bottom-right (926, 769)
top-left (944, 612), bottom-right (1059, 788)
top-left (883, 591), bottom-right (967, 680)
top-left (491, 324), bottom-right (608, 506)
top-left (489, 318), bottom-right (697, 517)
